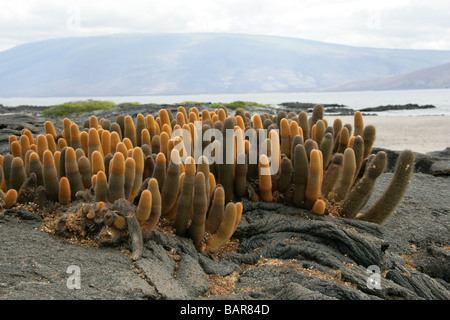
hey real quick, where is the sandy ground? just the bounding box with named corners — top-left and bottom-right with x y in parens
top-left (325, 115), bottom-right (450, 154)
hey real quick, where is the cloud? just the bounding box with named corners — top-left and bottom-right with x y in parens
top-left (1, 0), bottom-right (450, 52)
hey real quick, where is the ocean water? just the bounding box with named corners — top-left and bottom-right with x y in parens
top-left (1, 88), bottom-right (450, 116)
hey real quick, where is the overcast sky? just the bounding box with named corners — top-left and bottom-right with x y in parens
top-left (1, 0), bottom-right (450, 52)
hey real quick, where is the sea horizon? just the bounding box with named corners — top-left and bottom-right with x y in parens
top-left (1, 88), bottom-right (450, 116)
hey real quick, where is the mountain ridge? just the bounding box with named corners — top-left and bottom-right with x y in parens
top-left (1, 32), bottom-right (449, 97)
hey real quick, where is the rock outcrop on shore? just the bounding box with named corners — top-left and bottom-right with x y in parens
top-left (0, 104), bottom-right (449, 300)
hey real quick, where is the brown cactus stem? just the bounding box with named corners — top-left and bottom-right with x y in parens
top-left (220, 117), bottom-right (236, 203)
top-left (94, 170), bottom-right (109, 202)
top-left (363, 124), bottom-right (376, 158)
top-left (298, 111), bottom-right (310, 141)
top-left (188, 172), bottom-right (208, 248)
top-left (152, 152), bottom-right (166, 192)
top-left (329, 148), bottom-right (356, 202)
top-left (340, 151), bottom-right (387, 219)
top-left (319, 132), bottom-right (334, 170)
top-left (321, 153), bottom-right (343, 198)
top-left (359, 149), bottom-right (414, 224)
top-left (234, 152), bottom-right (247, 198)
top-left (11, 157), bottom-right (26, 191)
top-left (259, 154), bottom-right (273, 202)
top-left (278, 156), bottom-right (293, 192)
top-left (78, 156), bottom-right (92, 189)
top-left (351, 135), bottom-right (365, 183)
top-left (129, 147), bottom-right (144, 202)
top-left (142, 178), bottom-right (161, 237)
top-left (65, 147), bottom-right (85, 200)
top-left (205, 185), bottom-right (225, 234)
top-left (43, 150), bottom-right (59, 202)
top-left (292, 144), bottom-right (309, 207)
top-left (174, 157), bottom-right (196, 236)
top-left (205, 202), bottom-right (237, 253)
top-left (108, 152), bottom-right (125, 203)
top-left (337, 127), bottom-right (350, 154)
top-left (161, 149), bottom-right (181, 217)
top-left (124, 157), bottom-right (136, 200)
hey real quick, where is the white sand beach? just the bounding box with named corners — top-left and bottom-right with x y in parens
top-left (325, 115), bottom-right (450, 154)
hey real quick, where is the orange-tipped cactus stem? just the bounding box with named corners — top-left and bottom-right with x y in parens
top-left (28, 152), bottom-right (44, 186)
top-left (36, 134), bottom-right (49, 162)
top-left (205, 202), bottom-right (237, 253)
top-left (88, 128), bottom-right (103, 160)
top-left (43, 150), bottom-right (59, 202)
top-left (135, 114), bottom-right (146, 146)
top-left (353, 111), bottom-right (364, 137)
top-left (312, 199), bottom-right (326, 215)
top-left (188, 172), bottom-right (208, 248)
top-left (259, 154), bottom-right (273, 202)
top-left (280, 118), bottom-right (291, 158)
top-left (19, 135), bottom-right (31, 159)
top-left (59, 177), bottom-right (71, 205)
top-left (101, 130), bottom-right (111, 157)
top-left (80, 131), bottom-right (89, 156)
top-left (94, 170), bottom-right (109, 203)
top-left (136, 189), bottom-right (152, 224)
top-left (10, 141), bottom-right (21, 159)
top-left (108, 152), bottom-right (125, 203)
top-left (305, 149), bottom-right (323, 209)
top-left (4, 189), bottom-right (18, 209)
top-left (45, 121), bottom-right (57, 140)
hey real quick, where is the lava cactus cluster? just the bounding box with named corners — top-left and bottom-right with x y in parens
top-left (0, 104), bottom-right (414, 259)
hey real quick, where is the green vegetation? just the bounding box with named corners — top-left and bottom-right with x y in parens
top-left (210, 101), bottom-right (267, 110)
top-left (43, 100), bottom-right (116, 116)
top-left (117, 101), bottom-right (141, 107)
